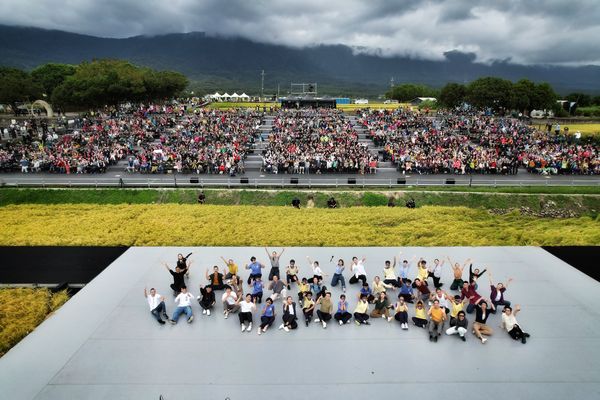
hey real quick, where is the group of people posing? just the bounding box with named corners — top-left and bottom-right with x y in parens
top-left (144, 249), bottom-right (531, 344)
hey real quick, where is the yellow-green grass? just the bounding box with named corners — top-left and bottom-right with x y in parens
top-left (337, 103), bottom-right (414, 111)
top-left (0, 204), bottom-right (598, 246)
top-left (0, 288), bottom-right (69, 356)
top-left (561, 123), bottom-right (600, 137)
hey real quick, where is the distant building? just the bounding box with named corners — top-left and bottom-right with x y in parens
top-left (335, 98), bottom-right (351, 105)
top-left (354, 98), bottom-right (369, 104)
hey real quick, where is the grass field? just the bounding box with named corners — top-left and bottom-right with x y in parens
top-left (0, 288), bottom-right (69, 356)
top-left (561, 123), bottom-right (600, 137)
top-left (205, 102), bottom-right (280, 110)
top-left (0, 204), bottom-right (598, 246)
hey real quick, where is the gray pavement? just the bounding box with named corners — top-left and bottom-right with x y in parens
top-left (1, 246), bottom-right (600, 400)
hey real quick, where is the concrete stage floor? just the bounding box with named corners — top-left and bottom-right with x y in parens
top-left (1, 247), bottom-right (600, 400)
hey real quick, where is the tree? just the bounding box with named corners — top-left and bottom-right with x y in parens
top-left (386, 83), bottom-right (436, 102)
top-left (512, 79), bottom-right (535, 113)
top-left (0, 67), bottom-right (43, 114)
top-left (31, 63), bottom-right (76, 97)
top-left (439, 83), bottom-right (466, 108)
top-left (531, 82), bottom-right (557, 111)
top-left (565, 92), bottom-right (592, 107)
top-left (467, 77), bottom-right (514, 111)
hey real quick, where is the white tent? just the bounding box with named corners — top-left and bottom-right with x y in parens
top-left (230, 93), bottom-right (240, 102)
top-left (222, 93), bottom-right (231, 100)
top-left (239, 93), bottom-right (250, 100)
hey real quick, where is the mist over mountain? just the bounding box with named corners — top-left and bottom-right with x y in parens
top-left (1, 25), bottom-right (599, 97)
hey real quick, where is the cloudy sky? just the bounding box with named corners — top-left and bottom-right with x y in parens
top-left (1, 0), bottom-right (599, 65)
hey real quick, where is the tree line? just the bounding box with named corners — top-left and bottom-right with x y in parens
top-left (0, 60), bottom-right (188, 112)
top-left (386, 77), bottom-right (600, 114)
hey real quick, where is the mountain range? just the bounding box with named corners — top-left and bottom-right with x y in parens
top-left (1, 25), bottom-right (599, 97)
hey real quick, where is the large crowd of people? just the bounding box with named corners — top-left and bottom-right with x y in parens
top-left (261, 109), bottom-right (376, 174)
top-left (2, 104), bottom-right (599, 175)
top-left (358, 108), bottom-right (600, 175)
top-left (146, 249), bottom-right (531, 345)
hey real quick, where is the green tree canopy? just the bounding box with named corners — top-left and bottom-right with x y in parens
top-left (565, 92), bottom-right (592, 107)
top-left (0, 67), bottom-right (43, 112)
top-left (386, 83), bottom-right (437, 102)
top-left (467, 77), bottom-right (515, 111)
top-left (439, 83), bottom-right (467, 108)
top-left (31, 63), bottom-right (76, 97)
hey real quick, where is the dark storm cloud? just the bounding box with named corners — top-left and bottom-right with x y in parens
top-left (0, 0), bottom-right (598, 65)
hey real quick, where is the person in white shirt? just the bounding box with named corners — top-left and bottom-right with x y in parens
top-left (237, 293), bottom-right (257, 332)
top-left (169, 286), bottom-right (194, 324)
top-left (429, 258), bottom-right (445, 288)
top-left (501, 305), bottom-right (531, 344)
top-left (144, 287), bottom-right (169, 325)
top-left (349, 256), bottom-right (367, 285)
top-left (221, 287), bottom-right (239, 319)
top-left (307, 256), bottom-right (325, 282)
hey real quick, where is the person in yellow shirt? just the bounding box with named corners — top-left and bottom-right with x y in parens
top-left (354, 295), bottom-right (371, 325)
top-left (428, 299), bottom-right (446, 342)
top-left (448, 295), bottom-right (468, 326)
top-left (297, 278), bottom-right (310, 303)
top-left (415, 258), bottom-right (429, 283)
top-left (220, 256), bottom-right (238, 281)
top-left (412, 300), bottom-right (427, 328)
top-left (302, 292), bottom-right (315, 327)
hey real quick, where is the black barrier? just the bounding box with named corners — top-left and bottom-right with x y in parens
top-left (348, 178), bottom-right (356, 184)
top-left (445, 178), bottom-right (455, 185)
top-left (190, 177), bottom-right (199, 184)
top-left (240, 177), bottom-right (249, 184)
top-left (397, 178), bottom-right (406, 185)
top-left (290, 178), bottom-right (299, 184)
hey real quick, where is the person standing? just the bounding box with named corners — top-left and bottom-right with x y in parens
top-left (144, 287), bottom-right (169, 325)
top-left (265, 247), bottom-right (285, 281)
top-left (237, 293), bottom-right (256, 332)
top-left (330, 258), bottom-right (346, 292)
top-left (446, 310), bottom-right (468, 341)
top-left (279, 296), bottom-right (298, 331)
top-left (258, 298), bottom-right (276, 335)
top-left (353, 295), bottom-right (371, 325)
top-left (428, 299), bottom-right (446, 342)
top-left (169, 286), bottom-right (194, 324)
top-left (315, 292), bottom-right (333, 329)
top-left (245, 256), bottom-right (266, 285)
top-left (501, 305), bottom-right (531, 344)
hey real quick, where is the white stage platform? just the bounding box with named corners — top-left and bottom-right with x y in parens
top-left (1, 247), bottom-right (600, 400)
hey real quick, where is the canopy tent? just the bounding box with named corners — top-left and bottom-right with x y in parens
top-left (239, 93), bottom-right (250, 100)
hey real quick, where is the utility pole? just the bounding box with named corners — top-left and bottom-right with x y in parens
top-left (390, 77), bottom-right (394, 88)
top-left (261, 70), bottom-right (265, 101)
top-left (277, 83), bottom-right (280, 100)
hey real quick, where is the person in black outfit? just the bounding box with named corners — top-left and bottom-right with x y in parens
top-left (279, 296), bottom-right (298, 331)
top-left (327, 197), bottom-right (338, 208)
top-left (164, 262), bottom-right (188, 295)
top-left (291, 198), bottom-right (301, 208)
top-left (176, 252), bottom-right (193, 278)
top-left (198, 285), bottom-right (216, 316)
top-left (205, 266), bottom-right (229, 290)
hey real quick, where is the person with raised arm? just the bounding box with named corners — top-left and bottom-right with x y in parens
top-left (245, 256), bottom-right (266, 285)
top-left (349, 256), bottom-right (367, 285)
top-left (488, 269), bottom-right (513, 313)
top-left (279, 296), bottom-right (298, 332)
top-left (334, 294), bottom-right (352, 325)
top-left (473, 301), bottom-right (493, 344)
top-left (163, 261), bottom-right (189, 295)
top-left (237, 293), bottom-right (257, 333)
top-left (399, 255), bottom-right (417, 284)
top-left (353, 294), bottom-right (371, 326)
top-left (257, 297), bottom-right (276, 335)
top-left (448, 294), bottom-right (468, 326)
top-left (468, 262), bottom-right (487, 290)
top-left (307, 256), bottom-right (325, 282)
top-left (383, 255), bottom-right (400, 288)
top-left (461, 280), bottom-right (492, 314)
top-left (230, 274), bottom-right (244, 300)
top-left (176, 252), bottom-right (193, 278)
top-left (309, 276), bottom-right (327, 302)
top-left (398, 279), bottom-right (415, 303)
top-left (205, 265), bottom-right (228, 291)
top-left (428, 258), bottom-right (445, 288)
top-left (265, 247), bottom-right (285, 281)
top-left (427, 299), bottom-right (446, 342)
top-left (372, 276), bottom-right (394, 296)
top-left (144, 287), bottom-right (169, 325)
top-left (250, 276), bottom-right (264, 304)
top-left (220, 256), bottom-right (238, 281)
top-left (415, 258), bottom-right (429, 285)
top-left (447, 256), bottom-right (471, 290)
top-left (370, 291), bottom-right (393, 322)
top-left (501, 305), bottom-right (531, 344)
top-left (330, 258), bottom-right (347, 292)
